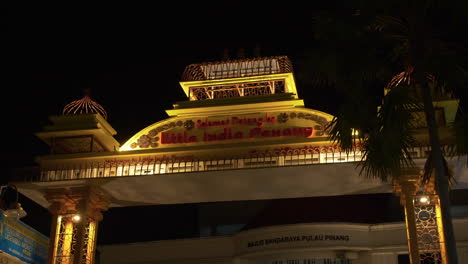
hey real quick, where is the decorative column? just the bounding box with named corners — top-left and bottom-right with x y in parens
top-left (395, 167), bottom-right (421, 264)
top-left (45, 186), bottom-right (110, 264)
top-left (413, 178), bottom-right (448, 264)
top-left (394, 167), bottom-right (448, 264)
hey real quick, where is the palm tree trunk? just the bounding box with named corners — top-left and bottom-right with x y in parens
top-left (418, 75), bottom-right (459, 264)
top-left (408, 3), bottom-right (459, 260)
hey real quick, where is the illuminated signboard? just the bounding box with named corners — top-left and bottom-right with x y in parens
top-left (123, 111), bottom-right (332, 150)
top-left (0, 211), bottom-right (48, 264)
top-left (161, 114), bottom-right (314, 144)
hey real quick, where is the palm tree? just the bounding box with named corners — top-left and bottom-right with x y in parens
top-left (303, 1), bottom-right (468, 263)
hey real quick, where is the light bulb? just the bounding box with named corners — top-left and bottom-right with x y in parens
top-left (72, 215), bottom-right (81, 222)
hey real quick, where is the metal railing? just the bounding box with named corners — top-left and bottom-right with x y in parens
top-left (34, 145), bottom-right (440, 182)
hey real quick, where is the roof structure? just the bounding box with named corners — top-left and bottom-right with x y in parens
top-left (181, 56), bottom-right (293, 81)
top-left (62, 89), bottom-right (108, 119)
top-left (179, 56), bottom-right (297, 101)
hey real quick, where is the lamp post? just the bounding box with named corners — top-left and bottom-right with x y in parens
top-left (0, 185), bottom-right (27, 220)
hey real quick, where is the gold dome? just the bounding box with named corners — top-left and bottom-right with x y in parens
top-left (62, 91), bottom-right (108, 119)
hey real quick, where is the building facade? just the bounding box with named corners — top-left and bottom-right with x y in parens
top-left (14, 56), bottom-right (468, 264)
top-left (99, 219), bottom-right (468, 264)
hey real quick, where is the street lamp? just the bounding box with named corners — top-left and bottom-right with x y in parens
top-left (0, 185), bottom-right (27, 219)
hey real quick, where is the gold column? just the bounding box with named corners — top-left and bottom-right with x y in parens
top-left (434, 198), bottom-right (448, 264)
top-left (395, 168), bottom-right (448, 264)
top-left (415, 177), bottom-right (448, 264)
top-left (45, 186), bottom-right (110, 264)
top-left (394, 167), bottom-right (421, 264)
top-left (62, 218), bottom-right (74, 264)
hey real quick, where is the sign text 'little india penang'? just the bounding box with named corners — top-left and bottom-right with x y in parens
top-left (161, 114), bottom-right (314, 144)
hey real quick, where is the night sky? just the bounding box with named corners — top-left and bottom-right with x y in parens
top-left (5, 4), bottom-right (338, 171)
top-left (5, 4), bottom-right (342, 242)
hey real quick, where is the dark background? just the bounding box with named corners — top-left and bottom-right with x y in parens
top-left (4, 4), bottom-right (467, 246)
top-left (5, 4), bottom-right (339, 170)
top-left (4, 4), bottom-right (341, 243)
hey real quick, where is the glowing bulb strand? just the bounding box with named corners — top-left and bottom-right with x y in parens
top-left (63, 96), bottom-right (108, 119)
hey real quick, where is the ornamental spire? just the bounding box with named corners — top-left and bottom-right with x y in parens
top-left (62, 88), bottom-right (108, 119)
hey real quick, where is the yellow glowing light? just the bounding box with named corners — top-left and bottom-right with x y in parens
top-left (419, 196), bottom-right (429, 203)
top-left (72, 215), bottom-right (81, 222)
top-left (85, 221), bottom-right (97, 264)
top-left (119, 109), bottom-right (334, 151)
top-left (62, 220), bottom-right (74, 260)
top-left (180, 73), bottom-right (298, 99)
top-left (63, 94), bottom-right (108, 119)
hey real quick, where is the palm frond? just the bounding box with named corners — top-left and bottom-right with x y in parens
top-left (422, 151), bottom-right (455, 187)
top-left (386, 71), bottom-right (412, 89)
top-left (327, 117), bottom-right (355, 154)
top-left (326, 80), bottom-right (378, 154)
top-left (448, 114), bottom-right (468, 166)
top-left (359, 85), bottom-right (420, 181)
top-left (372, 15), bottom-right (408, 34)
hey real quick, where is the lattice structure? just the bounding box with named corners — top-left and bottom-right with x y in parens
top-left (63, 95), bottom-right (108, 120)
top-left (53, 215), bottom-right (78, 264)
top-left (39, 143), bottom-right (366, 181)
top-left (36, 144), bottom-right (450, 182)
top-left (51, 215), bottom-right (98, 264)
top-left (190, 80), bottom-right (286, 100)
top-left (81, 220), bottom-right (97, 264)
top-left (394, 169), bottom-right (449, 264)
top-left (414, 195), bottom-right (446, 264)
top-left (47, 187), bottom-right (109, 264)
top-left (181, 57), bottom-right (293, 101)
top-left (181, 56), bottom-right (293, 81)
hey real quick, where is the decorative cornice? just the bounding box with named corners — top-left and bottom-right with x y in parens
top-left (44, 186), bottom-right (110, 220)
